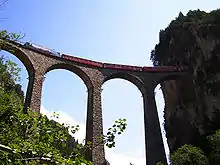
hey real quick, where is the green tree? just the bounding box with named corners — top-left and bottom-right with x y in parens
top-left (0, 86), bottom-right (127, 164)
top-left (0, 55), bottom-right (24, 100)
top-left (207, 130), bottom-right (220, 164)
top-left (170, 144), bottom-right (209, 165)
top-left (155, 161), bottom-right (165, 165)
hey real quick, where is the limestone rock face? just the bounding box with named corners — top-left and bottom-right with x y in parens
top-left (151, 9), bottom-right (220, 152)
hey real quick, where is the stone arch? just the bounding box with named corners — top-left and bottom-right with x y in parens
top-left (42, 62), bottom-right (90, 138)
top-left (153, 72), bottom-right (189, 157)
top-left (0, 40), bottom-right (35, 78)
top-left (0, 40), bottom-right (35, 109)
top-left (152, 73), bottom-right (190, 111)
top-left (45, 63), bottom-right (93, 90)
top-left (102, 72), bottom-right (146, 164)
top-left (153, 73), bottom-right (188, 89)
top-left (103, 72), bottom-right (145, 95)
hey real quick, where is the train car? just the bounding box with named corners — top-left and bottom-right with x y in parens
top-left (103, 63), bottom-right (143, 71)
top-left (123, 65), bottom-right (142, 71)
top-left (24, 42), bottom-right (61, 57)
top-left (103, 63), bottom-right (121, 69)
top-left (142, 66), bottom-right (178, 72)
top-left (61, 54), bottom-right (103, 68)
top-left (128, 65), bottom-right (143, 71)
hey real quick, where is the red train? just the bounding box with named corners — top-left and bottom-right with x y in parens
top-left (103, 63), bottom-right (143, 71)
top-left (62, 54), bottom-right (102, 67)
top-left (62, 54), bottom-right (184, 72)
top-left (23, 42), bottom-right (185, 72)
top-left (142, 66), bottom-right (181, 72)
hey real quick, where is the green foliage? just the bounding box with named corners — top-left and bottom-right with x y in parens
top-left (0, 89), bottom-right (92, 164)
top-left (84, 118), bottom-right (127, 152)
top-left (0, 56), bottom-right (22, 84)
top-left (0, 85), bottom-right (127, 164)
top-left (104, 118), bottom-right (127, 148)
top-left (0, 30), bottom-right (24, 101)
top-left (207, 130), bottom-right (220, 164)
top-left (0, 30), bottom-right (24, 41)
top-left (150, 9), bottom-right (220, 66)
top-left (0, 56), bottom-right (24, 102)
top-left (155, 161), bottom-right (165, 165)
top-left (155, 144), bottom-right (210, 165)
top-left (170, 144), bottom-right (208, 165)
top-left (156, 129), bottom-right (220, 165)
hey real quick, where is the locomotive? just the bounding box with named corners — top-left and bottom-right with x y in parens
top-left (23, 42), bottom-right (185, 72)
top-left (24, 42), bottom-right (61, 57)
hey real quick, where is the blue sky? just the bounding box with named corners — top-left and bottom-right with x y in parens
top-left (1, 0), bottom-right (220, 164)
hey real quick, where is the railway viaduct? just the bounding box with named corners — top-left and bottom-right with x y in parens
top-left (0, 39), bottom-right (187, 165)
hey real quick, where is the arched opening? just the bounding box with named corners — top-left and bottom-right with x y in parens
top-left (0, 42), bottom-right (35, 109)
top-left (40, 67), bottom-right (90, 144)
top-left (103, 72), bottom-right (145, 94)
top-left (0, 49), bottom-right (32, 105)
top-left (154, 73), bottom-right (188, 164)
top-left (102, 75), bottom-right (146, 165)
top-left (154, 83), bottom-right (171, 164)
top-left (46, 63), bottom-right (93, 90)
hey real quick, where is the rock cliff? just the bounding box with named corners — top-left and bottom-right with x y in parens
top-left (151, 9), bottom-right (220, 152)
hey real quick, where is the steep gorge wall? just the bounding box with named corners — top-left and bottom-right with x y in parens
top-left (151, 9), bottom-right (220, 152)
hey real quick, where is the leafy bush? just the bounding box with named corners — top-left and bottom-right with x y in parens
top-left (0, 87), bottom-right (91, 164)
top-left (207, 130), bottom-right (220, 164)
top-left (155, 161), bottom-right (165, 165)
top-left (170, 144), bottom-right (209, 165)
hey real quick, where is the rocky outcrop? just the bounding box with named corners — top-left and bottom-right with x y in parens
top-left (151, 9), bottom-right (220, 152)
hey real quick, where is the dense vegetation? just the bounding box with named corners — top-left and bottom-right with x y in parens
top-left (151, 9), bottom-right (220, 165)
top-left (156, 130), bottom-right (220, 165)
top-left (0, 32), bottom-right (127, 164)
top-left (151, 9), bottom-right (220, 66)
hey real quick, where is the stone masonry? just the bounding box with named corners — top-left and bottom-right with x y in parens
top-left (0, 39), bottom-right (187, 165)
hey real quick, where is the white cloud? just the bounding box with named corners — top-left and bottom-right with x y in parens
top-left (40, 105), bottom-right (146, 165)
top-left (41, 105), bottom-right (86, 144)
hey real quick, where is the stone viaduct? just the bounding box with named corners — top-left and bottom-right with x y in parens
top-left (0, 39), bottom-right (187, 165)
